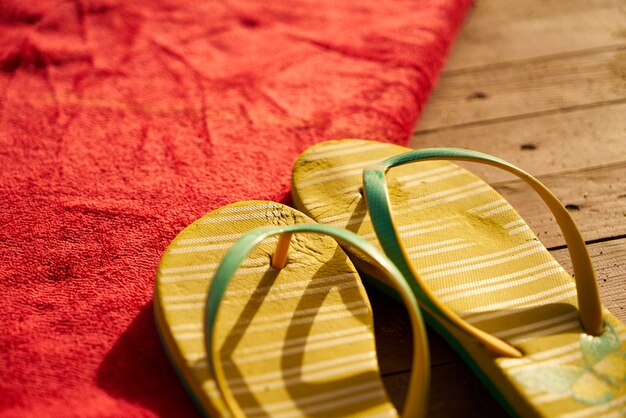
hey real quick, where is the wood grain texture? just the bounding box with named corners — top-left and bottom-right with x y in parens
top-left (493, 162), bottom-right (626, 249)
top-left (410, 102), bottom-right (626, 183)
top-left (443, 0), bottom-right (626, 71)
top-left (415, 47), bottom-right (626, 132)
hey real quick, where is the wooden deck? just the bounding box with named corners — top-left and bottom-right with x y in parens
top-left (374, 0), bottom-right (626, 415)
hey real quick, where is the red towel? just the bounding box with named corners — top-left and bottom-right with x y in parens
top-left (0, 0), bottom-right (471, 416)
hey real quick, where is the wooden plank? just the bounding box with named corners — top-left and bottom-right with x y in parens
top-left (444, 0), bottom-right (626, 71)
top-left (492, 162), bottom-right (626, 249)
top-left (415, 47), bottom-right (626, 132)
top-left (383, 362), bottom-right (507, 417)
top-left (410, 102), bottom-right (626, 184)
top-left (374, 237), bottom-right (626, 375)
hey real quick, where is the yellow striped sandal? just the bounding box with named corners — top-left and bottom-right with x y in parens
top-left (153, 201), bottom-right (430, 418)
top-left (291, 139), bottom-right (626, 418)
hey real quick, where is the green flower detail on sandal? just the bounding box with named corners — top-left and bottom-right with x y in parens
top-left (512, 323), bottom-right (626, 405)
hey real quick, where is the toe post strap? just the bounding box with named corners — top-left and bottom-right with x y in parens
top-left (363, 147), bottom-right (603, 358)
top-left (270, 232), bottom-right (292, 269)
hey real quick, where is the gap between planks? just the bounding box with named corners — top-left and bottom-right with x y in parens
top-left (412, 97), bottom-right (626, 137)
top-left (414, 45), bottom-right (626, 131)
top-left (410, 101), bottom-right (626, 183)
top-left (442, 44), bottom-right (626, 77)
top-left (442, 0), bottom-right (626, 71)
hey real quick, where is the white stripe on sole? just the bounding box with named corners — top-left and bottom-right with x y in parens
top-left (434, 261), bottom-right (560, 297)
top-left (462, 283), bottom-right (576, 320)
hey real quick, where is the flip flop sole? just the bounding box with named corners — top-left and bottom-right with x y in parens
top-left (292, 140), bottom-right (626, 417)
top-left (154, 200), bottom-right (399, 417)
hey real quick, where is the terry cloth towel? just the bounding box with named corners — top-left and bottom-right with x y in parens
top-left (0, 0), bottom-right (472, 416)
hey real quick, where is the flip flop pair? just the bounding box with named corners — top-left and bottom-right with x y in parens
top-left (291, 139), bottom-right (626, 417)
top-left (155, 139), bottom-right (626, 417)
top-left (154, 201), bottom-right (429, 417)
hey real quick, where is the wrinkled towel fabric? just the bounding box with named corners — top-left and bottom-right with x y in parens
top-left (0, 0), bottom-right (471, 416)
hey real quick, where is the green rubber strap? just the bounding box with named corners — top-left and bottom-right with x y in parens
top-left (363, 147), bottom-right (603, 343)
top-left (204, 223), bottom-right (429, 418)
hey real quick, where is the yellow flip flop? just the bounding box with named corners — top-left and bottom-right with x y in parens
top-left (153, 200), bottom-right (429, 417)
top-left (292, 140), bottom-right (626, 417)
